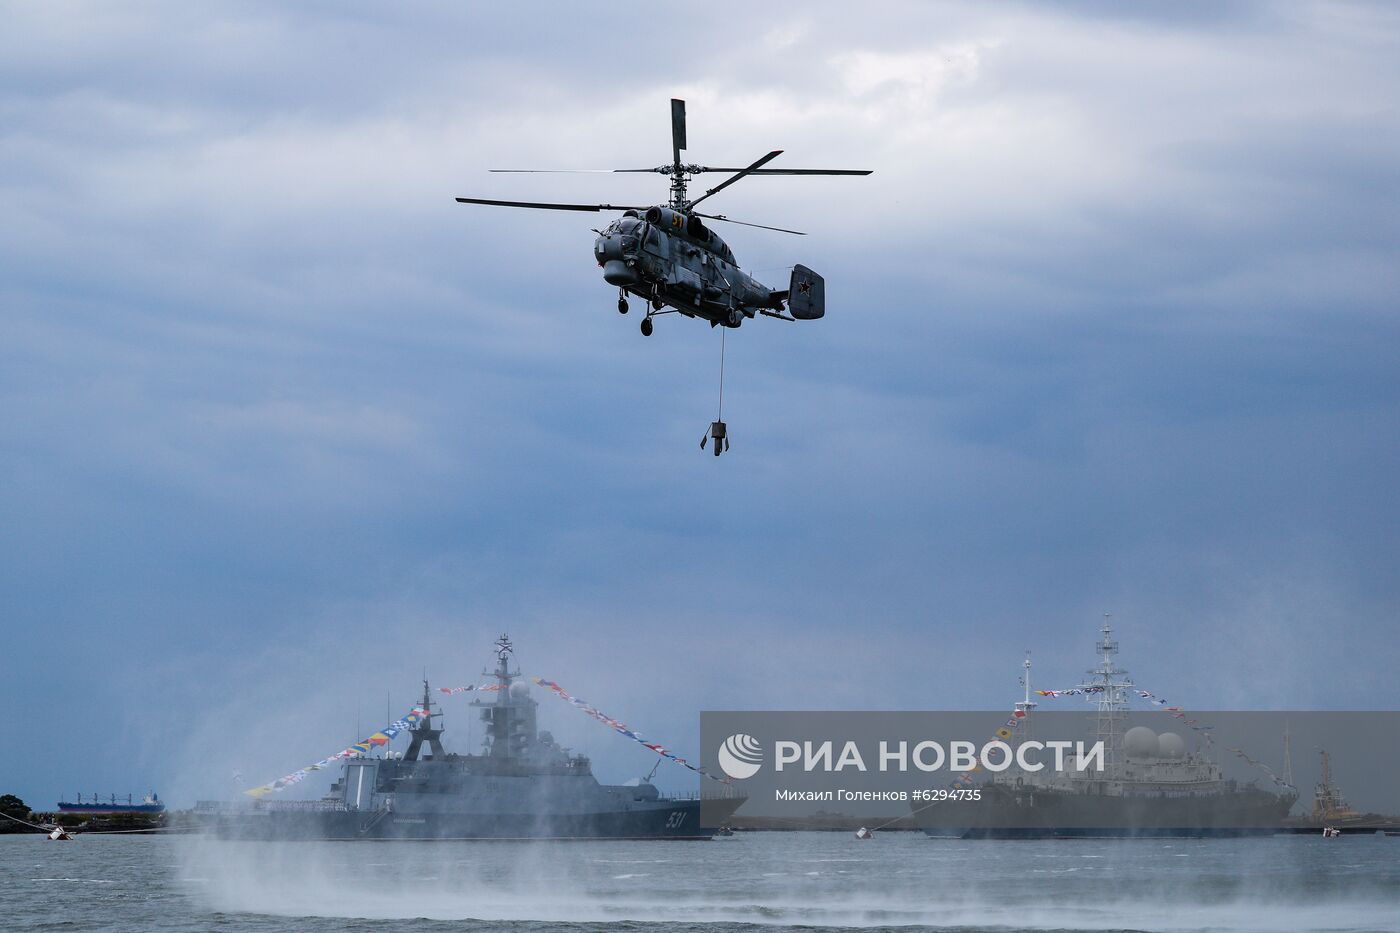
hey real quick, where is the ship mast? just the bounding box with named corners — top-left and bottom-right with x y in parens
top-left (1282, 721), bottom-right (1294, 788)
top-left (1015, 651), bottom-right (1037, 742)
top-left (1312, 748), bottom-right (1357, 821)
top-left (490, 633), bottom-right (515, 694)
top-left (473, 633), bottom-right (537, 760)
top-left (1076, 613), bottom-right (1134, 773)
top-left (404, 677), bottom-right (445, 761)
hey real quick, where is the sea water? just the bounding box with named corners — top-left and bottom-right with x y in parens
top-left (2, 831), bottom-right (1397, 931)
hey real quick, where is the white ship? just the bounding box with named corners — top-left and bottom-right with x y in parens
top-left (915, 621), bottom-right (1297, 838)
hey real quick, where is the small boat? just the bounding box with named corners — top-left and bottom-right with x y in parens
top-left (854, 826), bottom-right (873, 839)
top-left (47, 827), bottom-right (72, 841)
top-left (1322, 826), bottom-right (1341, 838)
top-left (716, 825), bottom-right (735, 837)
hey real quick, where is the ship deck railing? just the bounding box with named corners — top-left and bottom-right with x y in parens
top-left (695, 784), bottom-right (748, 801)
top-left (194, 799), bottom-right (351, 813)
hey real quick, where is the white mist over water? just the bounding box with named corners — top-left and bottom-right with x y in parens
top-left (174, 833), bottom-right (1400, 931)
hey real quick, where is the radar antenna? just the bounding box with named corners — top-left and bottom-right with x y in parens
top-left (1075, 613), bottom-right (1134, 773)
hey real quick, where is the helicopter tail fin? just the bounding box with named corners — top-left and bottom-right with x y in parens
top-left (787, 264), bottom-right (825, 319)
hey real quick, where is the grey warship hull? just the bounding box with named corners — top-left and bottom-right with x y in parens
top-left (201, 756), bottom-right (744, 840)
top-left (917, 782), bottom-right (1295, 839)
top-left (201, 796), bottom-right (734, 841)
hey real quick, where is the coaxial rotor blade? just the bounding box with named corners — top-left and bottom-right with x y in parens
top-left (686, 150), bottom-right (783, 209)
top-left (488, 167), bottom-right (674, 174)
top-left (488, 167), bottom-right (874, 175)
top-left (489, 168), bottom-right (695, 174)
top-left (610, 166), bottom-right (873, 175)
top-left (454, 197), bottom-right (646, 212)
top-left (671, 98), bottom-right (687, 171)
top-left (691, 212), bottom-right (806, 236)
top-left (691, 167), bottom-right (873, 175)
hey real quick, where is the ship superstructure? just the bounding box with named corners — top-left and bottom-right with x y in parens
top-left (989, 628), bottom-right (1229, 798)
top-left (1311, 749), bottom-right (1362, 823)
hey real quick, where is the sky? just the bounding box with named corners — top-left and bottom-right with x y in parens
top-left (1, 1), bottom-right (1398, 808)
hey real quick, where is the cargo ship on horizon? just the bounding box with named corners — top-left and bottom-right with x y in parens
top-left (57, 792), bottom-right (164, 815)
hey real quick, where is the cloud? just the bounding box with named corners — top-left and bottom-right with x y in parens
top-left (1, 0), bottom-right (1397, 806)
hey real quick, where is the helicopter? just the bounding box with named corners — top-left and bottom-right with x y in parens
top-left (455, 99), bottom-right (871, 337)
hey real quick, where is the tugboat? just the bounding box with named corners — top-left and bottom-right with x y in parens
top-left (200, 635), bottom-right (743, 840)
top-left (914, 621), bottom-right (1297, 838)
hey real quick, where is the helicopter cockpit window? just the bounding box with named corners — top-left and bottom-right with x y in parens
top-left (616, 215), bottom-right (643, 252)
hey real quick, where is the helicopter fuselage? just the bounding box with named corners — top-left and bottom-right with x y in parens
top-left (594, 206), bottom-right (784, 328)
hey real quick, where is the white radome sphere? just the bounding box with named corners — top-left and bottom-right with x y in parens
top-left (509, 681), bottom-right (530, 699)
top-left (1157, 732), bottom-right (1186, 758)
top-left (1123, 726), bottom-right (1159, 757)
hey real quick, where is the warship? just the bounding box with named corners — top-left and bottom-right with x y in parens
top-left (914, 621), bottom-right (1298, 838)
top-left (198, 635), bottom-right (742, 840)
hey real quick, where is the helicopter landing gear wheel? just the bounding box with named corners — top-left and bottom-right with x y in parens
top-left (651, 298), bottom-right (664, 311)
top-left (640, 317), bottom-right (654, 337)
top-left (617, 294), bottom-right (629, 314)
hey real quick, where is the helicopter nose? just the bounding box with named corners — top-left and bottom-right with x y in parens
top-left (593, 234), bottom-right (611, 265)
top-left (596, 232), bottom-right (626, 262)
top-left (602, 259), bottom-right (639, 286)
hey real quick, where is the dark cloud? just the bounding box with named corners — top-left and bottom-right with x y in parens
top-left (1, 1), bottom-right (1397, 806)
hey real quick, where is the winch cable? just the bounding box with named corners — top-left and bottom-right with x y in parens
top-left (717, 326), bottom-right (726, 425)
top-left (0, 810), bottom-right (52, 832)
top-left (702, 326), bottom-right (731, 454)
top-left (0, 809), bottom-right (171, 835)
